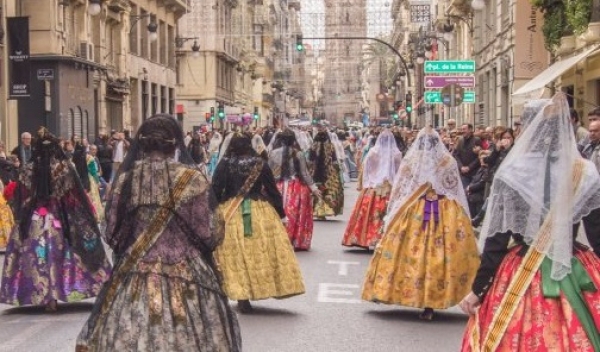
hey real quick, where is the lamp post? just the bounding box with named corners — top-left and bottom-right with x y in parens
top-left (175, 37), bottom-right (201, 58)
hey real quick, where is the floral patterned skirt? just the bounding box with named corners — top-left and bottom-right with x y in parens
top-left (88, 176), bottom-right (104, 223)
top-left (0, 194), bottom-right (14, 251)
top-left (277, 179), bottom-right (314, 250)
top-left (77, 258), bottom-right (242, 352)
top-left (361, 190), bottom-right (480, 309)
top-left (342, 187), bottom-right (389, 249)
top-left (0, 210), bottom-right (111, 306)
top-left (313, 165), bottom-right (344, 218)
top-left (461, 246), bottom-right (600, 352)
top-left (214, 198), bottom-right (305, 301)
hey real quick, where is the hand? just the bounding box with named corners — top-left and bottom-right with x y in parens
top-left (459, 292), bottom-right (480, 315)
top-left (461, 166), bottom-right (469, 174)
top-left (281, 217), bottom-right (289, 225)
top-left (312, 188), bottom-right (322, 198)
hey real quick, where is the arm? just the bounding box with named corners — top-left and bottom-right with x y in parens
top-left (182, 175), bottom-right (223, 252)
top-left (583, 207), bottom-right (600, 256)
top-left (260, 163), bottom-right (286, 218)
top-left (471, 232), bottom-right (512, 300)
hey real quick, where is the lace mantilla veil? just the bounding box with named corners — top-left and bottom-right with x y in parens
top-left (480, 93), bottom-right (600, 280)
top-left (362, 129), bottom-right (402, 188)
top-left (385, 127), bottom-right (469, 227)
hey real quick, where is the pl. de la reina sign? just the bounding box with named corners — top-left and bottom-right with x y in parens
top-left (514, 1), bottom-right (549, 79)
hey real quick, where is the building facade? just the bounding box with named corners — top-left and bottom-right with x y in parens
top-left (9, 0), bottom-right (185, 141)
top-left (323, 0), bottom-right (366, 127)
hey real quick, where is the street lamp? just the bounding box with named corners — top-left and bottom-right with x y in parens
top-left (175, 37), bottom-right (201, 58)
top-left (88, 0), bottom-right (102, 16)
top-left (130, 14), bottom-right (158, 42)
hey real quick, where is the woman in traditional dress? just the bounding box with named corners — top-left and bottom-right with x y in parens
top-left (269, 129), bottom-right (321, 251)
top-left (207, 131), bottom-right (223, 177)
top-left (86, 146), bottom-right (104, 223)
top-left (342, 130), bottom-right (402, 249)
top-left (459, 94), bottom-right (600, 351)
top-left (0, 128), bottom-right (111, 312)
top-left (362, 127), bottom-right (480, 320)
top-left (77, 115), bottom-right (241, 352)
top-left (309, 127), bottom-right (344, 219)
top-left (0, 180), bottom-right (14, 251)
top-left (212, 132), bottom-right (305, 313)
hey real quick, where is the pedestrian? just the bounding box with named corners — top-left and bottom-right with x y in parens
top-left (362, 127), bottom-right (480, 321)
top-left (459, 93), bottom-right (600, 351)
top-left (86, 145), bottom-right (104, 222)
top-left (110, 131), bottom-right (129, 182)
top-left (571, 108), bottom-right (589, 144)
top-left (212, 132), bottom-right (305, 313)
top-left (582, 119), bottom-right (600, 173)
top-left (342, 129), bottom-right (402, 249)
top-left (76, 114), bottom-right (241, 352)
top-left (0, 127), bottom-right (111, 312)
top-left (207, 131), bottom-right (223, 177)
top-left (11, 132), bottom-right (33, 165)
top-left (268, 129), bottom-right (321, 251)
top-left (309, 125), bottom-right (344, 219)
top-left (453, 123), bottom-right (481, 216)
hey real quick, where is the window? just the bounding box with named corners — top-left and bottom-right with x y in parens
top-left (159, 20), bottom-right (166, 65)
top-left (168, 25), bottom-right (175, 68)
top-left (253, 25), bottom-right (264, 56)
top-left (67, 109), bottom-right (74, 138)
top-left (151, 17), bottom-right (158, 62)
top-left (129, 3), bottom-right (138, 55)
top-left (82, 109), bottom-right (89, 141)
top-left (140, 9), bottom-right (149, 59)
top-left (74, 106), bottom-right (83, 138)
top-left (160, 85), bottom-right (167, 113)
top-left (151, 83), bottom-right (158, 115)
top-left (169, 88), bottom-right (175, 115)
top-left (142, 80), bottom-right (148, 120)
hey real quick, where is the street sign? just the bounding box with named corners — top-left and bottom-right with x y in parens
top-left (424, 75), bottom-right (475, 89)
top-left (424, 91), bottom-right (443, 103)
top-left (424, 90), bottom-right (476, 104)
top-left (37, 69), bottom-right (54, 80)
top-left (424, 60), bottom-right (476, 73)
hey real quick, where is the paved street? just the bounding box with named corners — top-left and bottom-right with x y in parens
top-left (0, 183), bottom-right (468, 352)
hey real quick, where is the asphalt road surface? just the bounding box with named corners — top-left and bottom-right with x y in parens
top-left (0, 182), bottom-right (469, 352)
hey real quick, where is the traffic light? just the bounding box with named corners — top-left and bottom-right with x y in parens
top-left (253, 107), bottom-right (259, 120)
top-left (210, 107), bottom-right (215, 120)
top-left (392, 111), bottom-right (399, 120)
top-left (405, 93), bottom-right (413, 113)
top-left (217, 102), bottom-right (225, 120)
top-left (295, 35), bottom-right (304, 52)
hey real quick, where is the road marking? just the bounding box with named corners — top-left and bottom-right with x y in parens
top-left (327, 260), bottom-right (359, 276)
top-left (317, 283), bottom-right (361, 304)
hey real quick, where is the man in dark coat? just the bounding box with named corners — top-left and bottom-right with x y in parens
top-left (453, 123), bottom-right (481, 216)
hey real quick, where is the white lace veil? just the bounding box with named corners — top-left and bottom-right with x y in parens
top-left (480, 93), bottom-right (600, 280)
top-left (520, 99), bottom-right (550, 130)
top-left (329, 132), bottom-right (345, 160)
top-left (252, 134), bottom-right (267, 155)
top-left (385, 127), bottom-right (469, 226)
top-left (295, 130), bottom-right (311, 152)
top-left (362, 129), bottom-right (402, 188)
top-left (209, 131), bottom-right (223, 153)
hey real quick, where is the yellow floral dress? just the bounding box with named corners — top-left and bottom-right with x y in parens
top-left (362, 184), bottom-right (480, 309)
top-left (0, 189), bottom-right (14, 251)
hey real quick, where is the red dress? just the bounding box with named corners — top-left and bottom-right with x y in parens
top-left (341, 183), bottom-right (391, 249)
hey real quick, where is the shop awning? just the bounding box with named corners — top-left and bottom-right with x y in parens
top-left (513, 45), bottom-right (600, 96)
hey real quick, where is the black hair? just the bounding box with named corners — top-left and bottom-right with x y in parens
top-left (279, 130), bottom-right (300, 180)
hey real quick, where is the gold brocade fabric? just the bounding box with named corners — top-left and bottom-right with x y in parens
top-left (0, 194), bottom-right (14, 250)
top-left (87, 175), bottom-right (104, 223)
top-left (215, 198), bottom-right (305, 301)
top-left (362, 185), bottom-right (480, 309)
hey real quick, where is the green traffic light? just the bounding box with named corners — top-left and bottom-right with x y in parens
top-left (393, 113), bottom-right (399, 119)
top-left (253, 114), bottom-right (259, 120)
top-left (296, 44), bottom-right (304, 51)
top-left (406, 106), bottom-right (412, 113)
